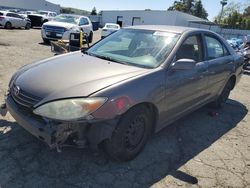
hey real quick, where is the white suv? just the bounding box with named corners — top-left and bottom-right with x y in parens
top-left (0, 11), bottom-right (31, 29)
top-left (41, 14), bottom-right (93, 43)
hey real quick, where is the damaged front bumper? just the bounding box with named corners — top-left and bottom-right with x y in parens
top-left (3, 95), bottom-right (118, 151)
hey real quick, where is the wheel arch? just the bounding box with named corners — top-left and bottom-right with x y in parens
top-left (228, 74), bottom-right (236, 90)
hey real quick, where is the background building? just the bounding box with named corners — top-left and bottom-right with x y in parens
top-left (100, 10), bottom-right (214, 27)
top-left (0, 0), bottom-right (60, 13)
top-left (100, 10), bottom-right (249, 39)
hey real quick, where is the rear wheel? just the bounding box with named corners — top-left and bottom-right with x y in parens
top-left (211, 80), bottom-right (232, 108)
top-left (4, 22), bottom-right (12, 29)
top-left (25, 23), bottom-right (31, 30)
top-left (104, 105), bottom-right (153, 161)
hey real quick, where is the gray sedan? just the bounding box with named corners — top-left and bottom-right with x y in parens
top-left (0, 25), bottom-right (244, 161)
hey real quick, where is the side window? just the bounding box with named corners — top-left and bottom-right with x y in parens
top-left (6, 13), bottom-right (14, 17)
top-left (79, 18), bottom-right (89, 25)
top-left (205, 35), bottom-right (230, 60)
top-left (176, 35), bottom-right (203, 62)
top-left (14, 14), bottom-right (23, 19)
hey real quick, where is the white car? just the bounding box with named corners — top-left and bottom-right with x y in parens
top-left (101, 23), bottom-right (120, 38)
top-left (0, 11), bottom-right (31, 29)
top-left (41, 14), bottom-right (93, 44)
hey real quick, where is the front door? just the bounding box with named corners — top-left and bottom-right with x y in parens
top-left (162, 34), bottom-right (209, 125)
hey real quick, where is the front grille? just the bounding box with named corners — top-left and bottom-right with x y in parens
top-left (43, 26), bottom-right (65, 39)
top-left (10, 84), bottom-right (42, 108)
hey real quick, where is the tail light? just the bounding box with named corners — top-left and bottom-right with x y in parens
top-left (0, 16), bottom-right (5, 21)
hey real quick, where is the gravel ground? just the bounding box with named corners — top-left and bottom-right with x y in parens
top-left (0, 28), bottom-right (250, 188)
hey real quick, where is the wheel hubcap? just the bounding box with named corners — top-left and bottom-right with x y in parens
top-left (125, 115), bottom-right (146, 150)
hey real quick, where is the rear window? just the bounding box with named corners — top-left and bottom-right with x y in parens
top-left (205, 35), bottom-right (230, 60)
top-left (0, 12), bottom-right (4, 16)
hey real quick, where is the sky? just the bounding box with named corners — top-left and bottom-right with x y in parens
top-left (48, 0), bottom-right (249, 21)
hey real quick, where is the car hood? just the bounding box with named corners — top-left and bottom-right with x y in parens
top-left (14, 52), bottom-right (149, 106)
top-left (43, 21), bottom-right (77, 29)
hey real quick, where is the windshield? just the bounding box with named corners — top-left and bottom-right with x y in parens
top-left (87, 29), bottom-right (180, 68)
top-left (106, 24), bottom-right (119, 29)
top-left (38, 11), bottom-right (49, 15)
top-left (53, 15), bottom-right (79, 24)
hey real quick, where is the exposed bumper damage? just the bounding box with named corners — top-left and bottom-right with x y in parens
top-left (0, 103), bottom-right (7, 116)
top-left (2, 95), bottom-right (118, 152)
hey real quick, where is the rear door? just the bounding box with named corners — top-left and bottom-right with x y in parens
top-left (204, 34), bottom-right (234, 97)
top-left (6, 13), bottom-right (18, 27)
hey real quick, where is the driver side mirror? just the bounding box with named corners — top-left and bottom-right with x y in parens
top-left (171, 58), bottom-right (196, 70)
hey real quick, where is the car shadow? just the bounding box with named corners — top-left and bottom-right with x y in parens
top-left (243, 70), bottom-right (250, 76)
top-left (0, 99), bottom-right (247, 187)
top-left (38, 42), bottom-right (50, 46)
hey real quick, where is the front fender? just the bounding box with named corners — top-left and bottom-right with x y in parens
top-left (91, 68), bottom-right (166, 121)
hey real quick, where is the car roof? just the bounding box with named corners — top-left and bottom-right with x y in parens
top-left (126, 25), bottom-right (209, 34)
top-left (38, 10), bottom-right (56, 13)
top-left (105, 23), bottom-right (119, 26)
top-left (0, 11), bottom-right (8, 14)
top-left (57, 14), bottom-right (89, 19)
top-left (0, 11), bottom-right (18, 15)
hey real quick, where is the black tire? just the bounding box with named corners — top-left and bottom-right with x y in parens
top-left (4, 22), bottom-right (12, 29)
top-left (211, 80), bottom-right (232, 108)
top-left (43, 38), bottom-right (50, 44)
top-left (88, 32), bottom-right (93, 43)
top-left (104, 105), bottom-right (153, 161)
top-left (25, 23), bottom-right (31, 30)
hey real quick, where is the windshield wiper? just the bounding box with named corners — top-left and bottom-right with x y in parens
top-left (86, 53), bottom-right (129, 65)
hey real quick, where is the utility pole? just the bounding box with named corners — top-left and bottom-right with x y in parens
top-left (219, 0), bottom-right (227, 24)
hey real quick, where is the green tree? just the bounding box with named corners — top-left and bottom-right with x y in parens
top-left (168, 1), bottom-right (186, 12)
top-left (243, 6), bottom-right (250, 17)
top-left (183, 0), bottom-right (194, 13)
top-left (90, 7), bottom-right (97, 15)
top-left (167, 0), bottom-right (208, 19)
top-left (193, 0), bottom-right (208, 19)
top-left (246, 19), bottom-right (250, 29)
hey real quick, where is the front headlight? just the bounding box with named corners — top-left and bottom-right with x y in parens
top-left (33, 97), bottom-right (107, 121)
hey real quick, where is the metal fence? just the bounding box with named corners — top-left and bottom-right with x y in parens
top-left (189, 22), bottom-right (250, 39)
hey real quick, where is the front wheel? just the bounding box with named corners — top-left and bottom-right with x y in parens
top-left (211, 80), bottom-right (232, 108)
top-left (43, 38), bottom-right (50, 44)
top-left (104, 105), bottom-right (153, 161)
top-left (88, 32), bottom-right (93, 43)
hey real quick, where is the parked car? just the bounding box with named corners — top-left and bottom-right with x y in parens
top-left (0, 11), bottom-right (31, 29)
top-left (101, 23), bottom-right (120, 39)
top-left (0, 26), bottom-right (244, 161)
top-left (41, 14), bottom-right (93, 44)
top-left (28, 10), bottom-right (57, 27)
top-left (227, 38), bottom-right (243, 49)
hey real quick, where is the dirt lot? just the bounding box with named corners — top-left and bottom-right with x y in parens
top-left (0, 28), bottom-right (250, 188)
